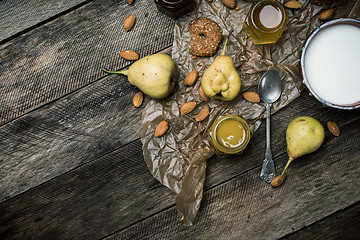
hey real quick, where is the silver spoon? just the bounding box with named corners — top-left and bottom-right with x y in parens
top-left (258, 69), bottom-right (282, 183)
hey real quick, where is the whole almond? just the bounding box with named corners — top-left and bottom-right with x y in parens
top-left (318, 8), bottom-right (336, 21)
top-left (132, 91), bottom-right (143, 108)
top-left (120, 50), bottom-right (139, 61)
top-left (271, 174), bottom-right (287, 188)
top-left (327, 121), bottom-right (340, 136)
top-left (154, 120), bottom-right (169, 137)
top-left (124, 14), bottom-right (136, 31)
top-left (184, 70), bottom-right (198, 86)
top-left (198, 86), bottom-right (209, 102)
top-left (196, 106), bottom-right (210, 122)
top-left (284, 1), bottom-right (302, 9)
top-left (126, 0), bottom-right (133, 4)
top-left (221, 0), bottom-right (236, 9)
top-left (242, 91), bottom-right (260, 103)
top-left (180, 102), bottom-right (197, 114)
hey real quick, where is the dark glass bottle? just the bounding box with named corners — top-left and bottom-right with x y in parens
top-left (155, 0), bottom-right (196, 19)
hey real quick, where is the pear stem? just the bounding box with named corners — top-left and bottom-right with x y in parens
top-left (102, 68), bottom-right (128, 76)
top-left (220, 29), bottom-right (234, 56)
top-left (279, 157), bottom-right (294, 181)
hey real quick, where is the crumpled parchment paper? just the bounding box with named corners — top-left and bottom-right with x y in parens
top-left (141, 0), bottom-right (356, 226)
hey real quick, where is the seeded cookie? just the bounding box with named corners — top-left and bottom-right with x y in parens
top-left (188, 17), bottom-right (222, 57)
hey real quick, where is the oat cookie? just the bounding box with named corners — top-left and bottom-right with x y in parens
top-left (188, 17), bottom-right (222, 57)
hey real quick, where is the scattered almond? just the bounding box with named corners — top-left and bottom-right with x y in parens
top-left (198, 86), bottom-right (209, 102)
top-left (242, 91), bottom-right (260, 103)
top-left (235, 6), bottom-right (241, 11)
top-left (154, 120), bottom-right (169, 137)
top-left (207, 0), bottom-right (213, 2)
top-left (271, 174), bottom-right (287, 187)
top-left (284, 1), bottom-right (302, 9)
top-left (132, 91), bottom-right (143, 108)
top-left (126, 0), bottom-right (133, 4)
top-left (120, 50), bottom-right (139, 61)
top-left (196, 106), bottom-right (210, 122)
top-left (318, 8), bottom-right (336, 21)
top-left (180, 102), bottom-right (197, 114)
top-left (184, 70), bottom-right (198, 86)
top-left (124, 14), bottom-right (136, 31)
top-left (221, 0), bottom-right (236, 9)
top-left (327, 121), bottom-right (340, 136)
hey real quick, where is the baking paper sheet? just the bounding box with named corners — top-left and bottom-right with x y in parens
top-left (141, 0), bottom-right (356, 225)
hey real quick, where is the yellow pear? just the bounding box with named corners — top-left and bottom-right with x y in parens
top-left (201, 31), bottom-right (241, 101)
top-left (103, 54), bottom-right (178, 99)
top-left (279, 116), bottom-right (325, 180)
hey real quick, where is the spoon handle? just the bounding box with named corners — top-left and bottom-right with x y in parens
top-left (260, 103), bottom-right (276, 183)
top-left (266, 103), bottom-right (271, 153)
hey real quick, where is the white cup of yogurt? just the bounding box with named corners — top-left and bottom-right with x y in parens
top-left (300, 18), bottom-right (360, 110)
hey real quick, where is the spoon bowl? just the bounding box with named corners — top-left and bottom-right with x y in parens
top-left (258, 69), bottom-right (282, 104)
top-left (258, 69), bottom-right (282, 183)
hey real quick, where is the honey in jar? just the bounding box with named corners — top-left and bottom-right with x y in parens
top-left (243, 0), bottom-right (288, 44)
top-left (209, 115), bottom-right (251, 154)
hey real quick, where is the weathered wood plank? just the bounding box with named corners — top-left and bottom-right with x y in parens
top-left (0, 0), bottom-right (175, 125)
top-left (109, 119), bottom-right (360, 240)
top-left (0, 0), bottom-right (90, 43)
top-left (0, 140), bottom-right (176, 240)
top-left (0, 74), bottom-right (145, 202)
top-left (0, 44), bottom-right (171, 203)
top-left (1, 93), bottom-right (359, 239)
top-left (280, 201), bottom-right (360, 240)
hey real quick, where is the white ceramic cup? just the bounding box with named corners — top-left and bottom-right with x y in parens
top-left (300, 18), bottom-right (360, 110)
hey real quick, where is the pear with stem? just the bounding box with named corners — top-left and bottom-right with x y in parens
top-left (103, 54), bottom-right (178, 99)
top-left (201, 30), bottom-right (241, 101)
top-left (274, 116), bottom-right (325, 185)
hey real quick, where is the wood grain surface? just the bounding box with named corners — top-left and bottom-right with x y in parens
top-left (1, 0), bottom-right (359, 239)
top-left (1, 93), bottom-right (359, 240)
top-left (0, 0), bottom-right (90, 43)
top-left (0, 0), bottom-right (174, 125)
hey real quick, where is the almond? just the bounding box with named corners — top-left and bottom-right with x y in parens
top-left (124, 14), bottom-right (136, 31)
top-left (318, 8), bottom-right (336, 21)
top-left (221, 0), bottom-right (236, 9)
top-left (196, 106), bottom-right (210, 122)
top-left (242, 91), bottom-right (260, 103)
top-left (184, 70), bottom-right (198, 86)
top-left (132, 91), bottom-right (143, 108)
top-left (154, 120), bottom-right (169, 137)
top-left (120, 50), bottom-right (139, 61)
top-left (284, 1), bottom-right (302, 9)
top-left (327, 121), bottom-right (340, 136)
top-left (271, 174), bottom-right (287, 188)
top-left (126, 0), bottom-right (133, 4)
top-left (180, 102), bottom-right (197, 114)
top-left (198, 86), bottom-right (209, 102)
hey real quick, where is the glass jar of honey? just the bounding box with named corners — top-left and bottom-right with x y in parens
top-left (209, 115), bottom-right (251, 154)
top-left (154, 0), bottom-right (196, 20)
top-left (243, 0), bottom-right (288, 45)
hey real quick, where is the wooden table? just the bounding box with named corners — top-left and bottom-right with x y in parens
top-left (1, 0), bottom-right (359, 239)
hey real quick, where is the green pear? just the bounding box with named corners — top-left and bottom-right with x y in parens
top-left (279, 116), bottom-right (325, 180)
top-left (201, 31), bottom-right (241, 101)
top-left (103, 54), bottom-right (178, 99)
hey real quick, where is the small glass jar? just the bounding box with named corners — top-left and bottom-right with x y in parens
top-left (154, 0), bottom-right (196, 20)
top-left (209, 115), bottom-right (251, 154)
top-left (243, 0), bottom-right (288, 45)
